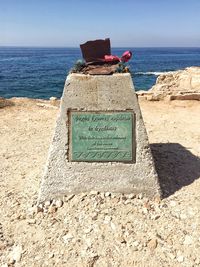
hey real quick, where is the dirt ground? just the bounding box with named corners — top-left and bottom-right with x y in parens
top-left (0, 97), bottom-right (200, 267)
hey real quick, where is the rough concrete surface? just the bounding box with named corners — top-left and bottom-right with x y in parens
top-left (39, 74), bottom-right (160, 202)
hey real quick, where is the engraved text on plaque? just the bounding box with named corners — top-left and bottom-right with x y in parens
top-left (69, 111), bottom-right (135, 162)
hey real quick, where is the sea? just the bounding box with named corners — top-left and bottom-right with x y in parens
top-left (0, 47), bottom-right (200, 99)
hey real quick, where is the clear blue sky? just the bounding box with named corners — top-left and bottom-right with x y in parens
top-left (1, 0), bottom-right (200, 47)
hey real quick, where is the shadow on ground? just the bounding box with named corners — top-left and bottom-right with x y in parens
top-left (150, 143), bottom-right (200, 198)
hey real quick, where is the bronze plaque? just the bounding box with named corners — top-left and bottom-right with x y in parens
top-left (69, 111), bottom-right (135, 162)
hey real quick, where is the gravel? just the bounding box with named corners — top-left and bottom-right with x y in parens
top-left (0, 98), bottom-right (200, 267)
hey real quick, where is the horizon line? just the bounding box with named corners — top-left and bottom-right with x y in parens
top-left (0, 45), bottom-right (200, 49)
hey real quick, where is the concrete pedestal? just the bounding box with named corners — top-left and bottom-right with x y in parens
top-left (38, 73), bottom-right (160, 202)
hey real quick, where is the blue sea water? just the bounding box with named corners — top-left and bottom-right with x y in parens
top-left (0, 47), bottom-right (200, 99)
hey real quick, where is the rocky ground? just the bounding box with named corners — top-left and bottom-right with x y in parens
top-left (0, 97), bottom-right (200, 267)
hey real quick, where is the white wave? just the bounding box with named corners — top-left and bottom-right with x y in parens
top-left (134, 71), bottom-right (174, 76)
top-left (0, 57), bottom-right (29, 62)
top-left (0, 57), bottom-right (16, 62)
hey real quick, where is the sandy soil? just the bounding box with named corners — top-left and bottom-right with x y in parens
top-left (0, 97), bottom-right (200, 267)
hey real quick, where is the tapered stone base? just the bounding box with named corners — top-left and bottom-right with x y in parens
top-left (38, 73), bottom-right (160, 202)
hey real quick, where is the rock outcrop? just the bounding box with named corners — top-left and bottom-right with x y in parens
top-left (0, 97), bottom-right (15, 108)
top-left (137, 67), bottom-right (200, 100)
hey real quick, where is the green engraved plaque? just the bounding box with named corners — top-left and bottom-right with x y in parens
top-left (69, 111), bottom-right (135, 162)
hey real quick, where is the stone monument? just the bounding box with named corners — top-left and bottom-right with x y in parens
top-left (38, 39), bottom-right (160, 202)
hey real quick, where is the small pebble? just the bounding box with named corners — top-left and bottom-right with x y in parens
top-left (127, 193), bottom-right (136, 199)
top-left (63, 233), bottom-right (73, 243)
top-left (183, 235), bottom-right (193, 245)
top-left (151, 214), bottom-right (160, 220)
top-left (132, 241), bottom-right (139, 247)
top-left (154, 195), bottom-right (161, 204)
top-left (104, 215), bottom-right (112, 223)
top-left (170, 201), bottom-right (177, 207)
top-left (44, 200), bottom-right (51, 208)
top-left (27, 219), bottom-right (36, 224)
top-left (116, 235), bottom-right (126, 244)
top-left (49, 96), bottom-right (57, 101)
top-left (137, 193), bottom-right (143, 199)
top-left (177, 255), bottom-right (184, 263)
top-left (11, 245), bottom-right (23, 262)
top-left (48, 205), bottom-right (57, 214)
top-left (91, 212), bottom-right (98, 220)
top-left (124, 199), bottom-right (132, 205)
top-left (89, 191), bottom-right (99, 195)
top-left (30, 205), bottom-right (43, 215)
top-left (8, 258), bottom-right (15, 265)
top-left (168, 253), bottom-right (176, 260)
top-left (147, 239), bottom-right (157, 250)
top-left (48, 253), bottom-right (54, 259)
top-left (84, 228), bottom-right (92, 234)
top-left (55, 199), bottom-right (63, 208)
top-left (110, 222), bottom-right (116, 231)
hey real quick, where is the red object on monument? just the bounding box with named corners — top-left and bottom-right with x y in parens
top-left (121, 51), bottom-right (132, 62)
top-left (80, 39), bottom-right (132, 64)
top-left (104, 55), bottom-right (120, 62)
top-left (104, 51), bottom-right (132, 63)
